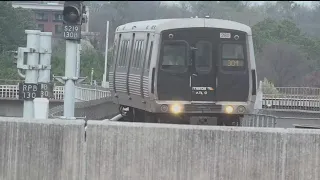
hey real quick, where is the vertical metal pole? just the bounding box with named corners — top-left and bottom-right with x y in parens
top-left (63, 40), bottom-right (78, 119)
top-left (102, 21), bottom-right (109, 88)
top-left (86, 6), bottom-right (89, 32)
top-left (23, 30), bottom-right (40, 119)
top-left (90, 68), bottom-right (94, 85)
top-left (76, 43), bottom-right (81, 78)
top-left (38, 32), bottom-right (52, 84)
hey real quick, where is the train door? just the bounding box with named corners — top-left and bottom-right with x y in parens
top-left (190, 39), bottom-right (217, 102)
top-left (157, 40), bottom-right (191, 101)
top-left (141, 33), bottom-right (152, 98)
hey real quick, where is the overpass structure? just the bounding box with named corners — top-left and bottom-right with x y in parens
top-left (1, 82), bottom-right (320, 128)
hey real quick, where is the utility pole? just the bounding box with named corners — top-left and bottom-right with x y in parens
top-left (54, 1), bottom-right (86, 119)
top-left (102, 21), bottom-right (109, 88)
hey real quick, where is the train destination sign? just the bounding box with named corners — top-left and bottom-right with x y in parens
top-left (18, 83), bottom-right (41, 100)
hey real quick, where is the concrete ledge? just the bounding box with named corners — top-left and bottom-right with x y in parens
top-left (86, 121), bottom-right (320, 180)
top-left (0, 117), bottom-right (86, 180)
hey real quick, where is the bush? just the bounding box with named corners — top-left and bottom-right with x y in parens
top-left (261, 78), bottom-right (280, 95)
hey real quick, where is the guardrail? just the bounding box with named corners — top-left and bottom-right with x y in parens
top-left (0, 85), bottom-right (65, 100)
top-left (0, 84), bottom-right (110, 101)
top-left (262, 97), bottom-right (320, 111)
top-left (0, 84), bottom-right (319, 112)
top-left (75, 84), bottom-right (111, 101)
top-left (269, 87), bottom-right (320, 97)
top-left (262, 87), bottom-right (320, 111)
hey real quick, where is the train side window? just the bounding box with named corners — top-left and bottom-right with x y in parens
top-left (125, 40), bottom-right (131, 66)
top-left (143, 34), bottom-right (150, 69)
top-left (134, 41), bottom-right (141, 68)
top-left (160, 41), bottom-right (188, 73)
top-left (195, 41), bottom-right (212, 72)
top-left (146, 41), bottom-right (153, 69)
top-left (126, 33), bottom-right (135, 67)
top-left (111, 39), bottom-right (118, 68)
top-left (119, 41), bottom-right (125, 66)
top-left (221, 43), bottom-right (246, 71)
top-left (137, 41), bottom-right (144, 68)
top-left (120, 40), bottom-right (130, 67)
top-left (115, 34), bottom-right (122, 67)
top-left (131, 40), bottom-right (144, 68)
top-left (131, 40), bottom-right (139, 68)
top-left (118, 40), bottom-right (125, 66)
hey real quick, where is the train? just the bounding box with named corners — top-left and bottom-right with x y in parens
top-left (108, 18), bottom-right (257, 126)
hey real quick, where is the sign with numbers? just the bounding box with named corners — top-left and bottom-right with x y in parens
top-left (40, 83), bottom-right (54, 99)
top-left (220, 32), bottom-right (231, 39)
top-left (63, 24), bottom-right (81, 40)
top-left (18, 83), bottom-right (41, 100)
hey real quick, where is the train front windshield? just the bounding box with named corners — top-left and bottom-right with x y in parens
top-left (161, 43), bottom-right (188, 72)
top-left (157, 28), bottom-right (250, 102)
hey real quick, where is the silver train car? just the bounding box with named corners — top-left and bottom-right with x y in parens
top-left (108, 18), bottom-right (257, 125)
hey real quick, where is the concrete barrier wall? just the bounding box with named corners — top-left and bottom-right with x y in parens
top-left (86, 121), bottom-right (320, 180)
top-left (0, 118), bottom-right (85, 180)
top-left (1, 118), bottom-right (320, 180)
top-left (0, 100), bottom-right (63, 117)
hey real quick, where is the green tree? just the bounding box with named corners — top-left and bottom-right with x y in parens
top-left (0, 1), bottom-right (36, 80)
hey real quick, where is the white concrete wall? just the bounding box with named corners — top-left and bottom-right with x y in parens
top-left (86, 121), bottom-right (320, 180)
top-left (0, 118), bottom-right (85, 180)
top-left (1, 118), bottom-right (320, 180)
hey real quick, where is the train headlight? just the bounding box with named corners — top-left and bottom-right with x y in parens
top-left (170, 103), bottom-right (183, 114)
top-left (225, 105), bottom-right (234, 114)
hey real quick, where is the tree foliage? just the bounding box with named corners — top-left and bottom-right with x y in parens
top-left (0, 1), bottom-right (36, 80)
top-left (3, 1), bottom-right (320, 87)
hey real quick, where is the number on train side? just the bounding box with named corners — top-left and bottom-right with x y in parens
top-left (220, 32), bottom-right (231, 39)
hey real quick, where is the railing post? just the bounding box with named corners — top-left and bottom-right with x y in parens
top-left (254, 80), bottom-right (263, 111)
top-left (95, 86), bottom-right (97, 99)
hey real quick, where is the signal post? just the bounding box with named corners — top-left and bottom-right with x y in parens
top-left (15, 31), bottom-right (53, 119)
top-left (54, 1), bottom-right (86, 119)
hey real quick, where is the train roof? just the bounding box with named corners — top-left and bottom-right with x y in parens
top-left (115, 18), bottom-right (252, 35)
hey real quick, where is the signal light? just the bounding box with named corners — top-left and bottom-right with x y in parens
top-left (63, 1), bottom-right (83, 25)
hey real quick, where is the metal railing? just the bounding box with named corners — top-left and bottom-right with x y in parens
top-left (0, 84), bottom-right (110, 101)
top-left (75, 84), bottom-right (111, 101)
top-left (262, 87), bottom-right (320, 112)
top-left (0, 83), bottom-right (319, 112)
